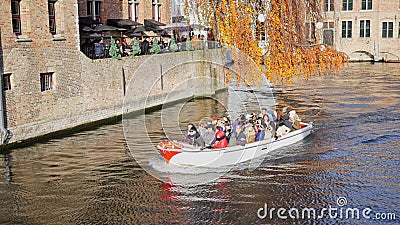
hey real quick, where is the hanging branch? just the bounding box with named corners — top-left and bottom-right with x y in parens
top-left (184, 0), bottom-right (349, 85)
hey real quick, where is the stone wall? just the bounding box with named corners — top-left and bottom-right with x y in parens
top-left (1, 49), bottom-right (228, 145)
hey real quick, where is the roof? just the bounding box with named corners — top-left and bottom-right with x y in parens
top-left (144, 19), bottom-right (166, 28)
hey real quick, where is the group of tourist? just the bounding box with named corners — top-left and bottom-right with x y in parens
top-left (185, 107), bottom-right (302, 149)
top-left (81, 29), bottom-right (220, 59)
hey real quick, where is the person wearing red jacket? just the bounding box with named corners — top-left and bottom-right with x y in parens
top-left (213, 130), bottom-right (228, 149)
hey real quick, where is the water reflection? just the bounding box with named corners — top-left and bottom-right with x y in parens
top-left (0, 63), bottom-right (399, 224)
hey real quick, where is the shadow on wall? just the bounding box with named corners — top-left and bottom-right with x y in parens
top-left (0, 27), bottom-right (12, 145)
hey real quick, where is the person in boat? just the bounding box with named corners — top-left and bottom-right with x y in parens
top-left (243, 120), bottom-right (256, 143)
top-left (277, 107), bottom-right (294, 131)
top-left (224, 121), bottom-right (233, 142)
top-left (235, 125), bottom-right (247, 146)
top-left (268, 108), bottom-right (277, 122)
top-left (232, 114), bottom-right (245, 132)
top-left (187, 127), bottom-right (205, 148)
top-left (216, 119), bottom-right (226, 131)
top-left (213, 130), bottom-right (229, 149)
top-left (228, 130), bottom-right (237, 147)
top-left (262, 114), bottom-right (275, 138)
top-left (186, 123), bottom-right (196, 136)
top-left (202, 123), bottom-right (216, 147)
top-left (198, 122), bottom-right (207, 137)
top-left (255, 120), bottom-right (266, 141)
top-left (276, 125), bottom-right (291, 138)
top-left (259, 108), bottom-right (270, 121)
top-left (288, 110), bottom-right (301, 130)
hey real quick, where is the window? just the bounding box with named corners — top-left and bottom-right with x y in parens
top-left (324, 0), bottom-right (334, 12)
top-left (40, 73), bottom-right (53, 92)
top-left (360, 20), bottom-right (370, 38)
top-left (3, 74), bottom-right (11, 91)
top-left (382, 22), bottom-right (393, 38)
top-left (342, 21), bottom-right (352, 38)
top-left (87, 0), bottom-right (101, 21)
top-left (324, 22), bottom-right (335, 29)
top-left (342, 0), bottom-right (353, 11)
top-left (128, 1), bottom-right (139, 22)
top-left (152, 0), bottom-right (162, 22)
top-left (11, 0), bottom-right (21, 35)
top-left (48, 1), bottom-right (56, 34)
top-left (361, 0), bottom-right (372, 10)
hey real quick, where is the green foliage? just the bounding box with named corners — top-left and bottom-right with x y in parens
top-left (169, 35), bottom-right (178, 52)
top-left (109, 36), bottom-right (122, 59)
top-left (152, 38), bottom-right (161, 54)
top-left (185, 40), bottom-right (194, 51)
top-left (131, 39), bottom-right (141, 56)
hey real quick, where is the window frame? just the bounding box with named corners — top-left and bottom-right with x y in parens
top-left (361, 0), bottom-right (372, 10)
top-left (382, 21), bottom-right (393, 38)
top-left (40, 72), bottom-right (53, 92)
top-left (48, 1), bottom-right (56, 35)
top-left (87, 0), bottom-right (101, 21)
top-left (342, 0), bottom-right (353, 11)
top-left (152, 0), bottom-right (162, 22)
top-left (11, 0), bottom-right (21, 35)
top-left (3, 73), bottom-right (12, 91)
top-left (324, 0), bottom-right (334, 12)
top-left (398, 22), bottom-right (400, 38)
top-left (128, 1), bottom-right (139, 22)
top-left (342, 20), bottom-right (352, 38)
top-left (360, 20), bottom-right (370, 38)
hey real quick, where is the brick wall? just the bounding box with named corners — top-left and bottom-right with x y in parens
top-left (77, 0), bottom-right (171, 25)
top-left (1, 48), bottom-right (227, 144)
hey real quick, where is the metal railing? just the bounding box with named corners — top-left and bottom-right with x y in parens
top-left (80, 40), bottom-right (222, 60)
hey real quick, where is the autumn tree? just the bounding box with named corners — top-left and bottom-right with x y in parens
top-left (184, 0), bottom-right (348, 84)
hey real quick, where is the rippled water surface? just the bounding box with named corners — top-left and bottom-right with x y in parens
top-left (0, 63), bottom-right (399, 224)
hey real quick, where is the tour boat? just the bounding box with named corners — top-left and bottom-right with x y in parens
top-left (157, 122), bottom-right (313, 167)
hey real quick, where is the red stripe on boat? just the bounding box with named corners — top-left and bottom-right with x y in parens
top-left (159, 150), bottom-right (181, 163)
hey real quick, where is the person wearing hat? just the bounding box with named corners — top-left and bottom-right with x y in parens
top-left (243, 120), bottom-right (256, 143)
top-left (187, 127), bottom-right (205, 148)
top-left (202, 123), bottom-right (216, 147)
top-left (288, 110), bottom-right (301, 130)
top-left (213, 130), bottom-right (228, 149)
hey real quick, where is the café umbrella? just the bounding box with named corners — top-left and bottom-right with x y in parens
top-left (93, 24), bottom-right (126, 32)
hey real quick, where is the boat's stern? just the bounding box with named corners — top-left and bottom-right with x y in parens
top-left (157, 141), bottom-right (182, 163)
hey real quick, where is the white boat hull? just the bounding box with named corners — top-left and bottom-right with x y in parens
top-left (157, 122), bottom-right (313, 167)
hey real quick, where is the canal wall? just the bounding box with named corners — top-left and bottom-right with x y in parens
top-left (1, 49), bottom-right (228, 146)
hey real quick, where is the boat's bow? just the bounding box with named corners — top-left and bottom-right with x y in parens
top-left (157, 141), bottom-right (182, 163)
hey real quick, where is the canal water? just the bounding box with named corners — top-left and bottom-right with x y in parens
top-left (0, 63), bottom-right (399, 224)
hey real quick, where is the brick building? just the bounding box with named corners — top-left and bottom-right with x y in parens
top-left (77, 0), bottom-right (171, 26)
top-left (0, 0), bottom-right (172, 145)
top-left (319, 0), bottom-right (400, 61)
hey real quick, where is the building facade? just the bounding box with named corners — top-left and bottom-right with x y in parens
top-left (0, 0), bottom-right (180, 146)
top-left (77, 0), bottom-right (171, 25)
top-left (320, 0), bottom-right (400, 61)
